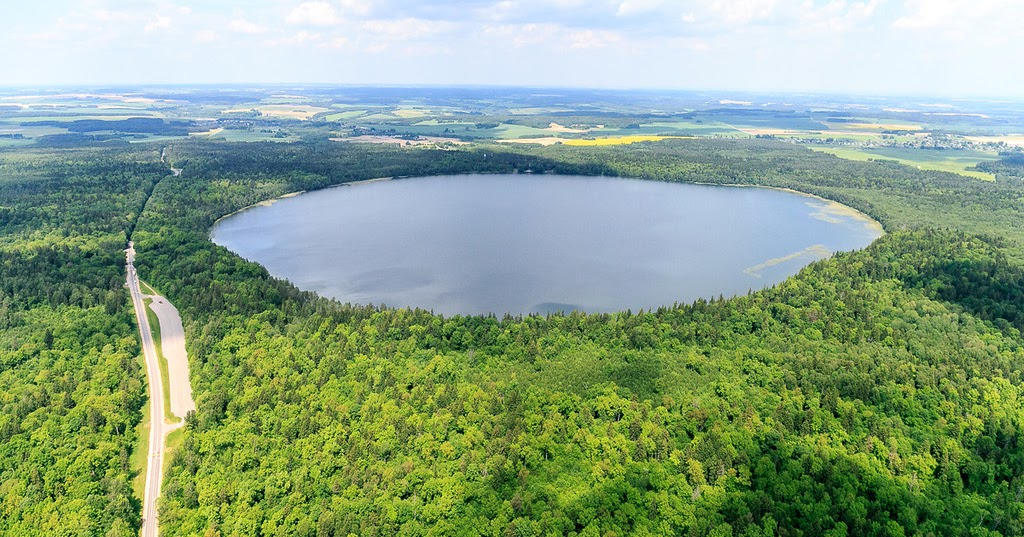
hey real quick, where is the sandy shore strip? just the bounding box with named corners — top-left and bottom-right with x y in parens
top-left (211, 177), bottom-right (396, 226)
top-left (338, 177), bottom-right (395, 188)
top-left (694, 182), bottom-right (884, 235)
top-left (211, 190), bottom-right (307, 225)
top-left (806, 199), bottom-right (884, 234)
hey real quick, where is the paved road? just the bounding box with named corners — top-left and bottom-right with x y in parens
top-left (146, 297), bottom-right (195, 418)
top-left (127, 242), bottom-right (165, 537)
top-left (129, 149), bottom-right (192, 536)
top-left (128, 242), bottom-right (192, 537)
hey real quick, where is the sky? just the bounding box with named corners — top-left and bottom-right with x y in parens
top-left (4, 0), bottom-right (1023, 97)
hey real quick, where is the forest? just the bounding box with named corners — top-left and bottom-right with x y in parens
top-left (0, 146), bottom-right (163, 535)
top-left (3, 138), bottom-right (1024, 535)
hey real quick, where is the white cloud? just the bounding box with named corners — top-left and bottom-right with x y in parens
top-left (5, 0), bottom-right (1024, 95)
top-left (568, 29), bottom-right (621, 49)
top-left (892, 0), bottom-right (1008, 29)
top-left (269, 30), bottom-right (322, 46)
top-left (18, 3), bottom-right (199, 43)
top-left (338, 0), bottom-right (372, 16)
top-left (893, 0), bottom-right (954, 29)
top-left (228, 19), bottom-right (267, 35)
top-left (287, 2), bottom-right (343, 26)
top-left (144, 15), bottom-right (171, 32)
top-left (616, 0), bottom-right (663, 16)
top-left (671, 0), bottom-right (883, 35)
top-left (92, 8), bottom-right (136, 24)
top-left (362, 17), bottom-right (450, 39)
top-left (708, 0), bottom-right (780, 25)
top-left (668, 36), bottom-right (711, 52)
top-left (479, 0), bottom-right (519, 22)
top-left (479, 23), bottom-right (623, 50)
top-left (195, 29), bottom-right (219, 43)
top-left (888, 0), bottom-right (1024, 51)
top-left (481, 23), bottom-right (561, 47)
top-left (800, 0), bottom-right (883, 34)
top-left (320, 36), bottom-right (351, 48)
top-left (21, 16), bottom-right (90, 43)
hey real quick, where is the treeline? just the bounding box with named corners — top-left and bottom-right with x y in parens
top-left (977, 151), bottom-right (1024, 183)
top-left (120, 139), bottom-right (1024, 535)
top-left (164, 138), bottom-right (1024, 258)
top-left (26, 118), bottom-right (195, 135)
top-left (0, 146), bottom-right (161, 535)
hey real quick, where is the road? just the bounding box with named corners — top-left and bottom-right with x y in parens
top-left (127, 242), bottom-right (165, 537)
top-left (160, 146), bottom-right (182, 177)
top-left (127, 148), bottom-right (193, 536)
top-left (146, 295), bottom-right (195, 418)
top-left (128, 240), bottom-right (193, 537)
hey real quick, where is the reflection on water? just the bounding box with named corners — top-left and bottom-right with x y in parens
top-left (211, 174), bottom-right (882, 316)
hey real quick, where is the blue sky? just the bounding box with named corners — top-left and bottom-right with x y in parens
top-left (5, 0), bottom-right (1023, 97)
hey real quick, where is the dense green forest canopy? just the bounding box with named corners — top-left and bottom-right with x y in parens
top-left (0, 146), bottom-right (162, 535)
top-left (3, 138), bottom-right (1024, 536)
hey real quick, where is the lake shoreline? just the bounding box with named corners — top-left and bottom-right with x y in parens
top-left (693, 181), bottom-right (885, 235)
top-left (210, 173), bottom-right (884, 237)
top-left (210, 173), bottom-right (883, 316)
top-left (210, 176), bottom-right (397, 226)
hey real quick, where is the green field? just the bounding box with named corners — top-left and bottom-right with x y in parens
top-left (0, 124), bottom-right (70, 137)
top-left (599, 121), bottom-right (741, 137)
top-left (0, 137), bottom-right (32, 147)
top-left (210, 129), bottom-right (300, 142)
top-left (324, 110), bottom-right (370, 121)
top-left (10, 111), bottom-right (164, 121)
top-left (812, 146), bottom-right (999, 180)
top-left (372, 119), bottom-right (742, 142)
top-left (127, 134), bottom-right (191, 144)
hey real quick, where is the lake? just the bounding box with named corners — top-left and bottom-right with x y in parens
top-left (210, 174), bottom-right (882, 315)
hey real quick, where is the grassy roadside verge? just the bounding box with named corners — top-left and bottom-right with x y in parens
top-left (142, 296), bottom-right (180, 424)
top-left (163, 428), bottom-right (185, 476)
top-left (139, 279), bottom-right (159, 295)
top-left (129, 354), bottom-right (151, 502)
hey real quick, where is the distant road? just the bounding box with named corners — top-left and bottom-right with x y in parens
top-left (160, 146), bottom-right (182, 177)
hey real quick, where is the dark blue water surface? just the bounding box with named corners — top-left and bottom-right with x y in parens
top-left (210, 174), bottom-right (881, 315)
